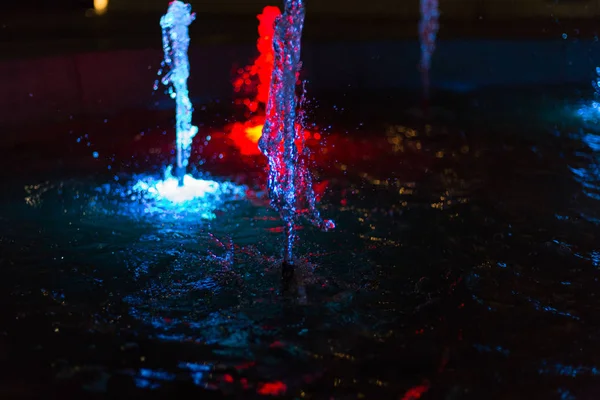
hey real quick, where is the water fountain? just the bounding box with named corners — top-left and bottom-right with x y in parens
top-left (8, 3), bottom-right (600, 398)
top-left (419, 0), bottom-right (439, 103)
top-left (260, 0), bottom-right (334, 272)
top-left (158, 0), bottom-right (198, 187)
top-left (130, 0), bottom-right (247, 206)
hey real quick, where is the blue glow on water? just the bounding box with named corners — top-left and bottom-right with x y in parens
top-left (133, 168), bottom-right (221, 204)
top-left (134, 368), bottom-right (176, 390)
top-left (123, 168), bottom-right (246, 220)
top-left (575, 67), bottom-right (600, 123)
top-left (575, 101), bottom-right (600, 123)
top-left (538, 360), bottom-right (600, 377)
top-left (178, 362), bottom-right (210, 386)
top-left (158, 1), bottom-right (198, 179)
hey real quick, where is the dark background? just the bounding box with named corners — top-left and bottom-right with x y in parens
top-left (1, 0), bottom-right (93, 11)
top-left (0, 0), bottom-right (597, 130)
top-left (1, 0), bottom-right (598, 17)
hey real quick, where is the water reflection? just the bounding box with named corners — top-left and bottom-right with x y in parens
top-left (570, 132), bottom-right (600, 202)
top-left (7, 94), bottom-right (600, 397)
top-left (23, 172), bottom-right (245, 222)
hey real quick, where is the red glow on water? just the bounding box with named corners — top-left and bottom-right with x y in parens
top-left (257, 381), bottom-right (287, 396)
top-left (227, 5), bottom-right (324, 157)
top-left (228, 118), bottom-right (264, 156)
top-left (401, 382), bottom-right (430, 400)
top-left (267, 225), bottom-right (304, 233)
top-left (227, 118), bottom-right (323, 158)
top-left (235, 361), bottom-right (256, 370)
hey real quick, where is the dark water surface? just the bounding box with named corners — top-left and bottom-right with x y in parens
top-left (1, 87), bottom-right (600, 399)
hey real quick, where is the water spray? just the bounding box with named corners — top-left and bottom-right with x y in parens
top-left (159, 1), bottom-right (198, 187)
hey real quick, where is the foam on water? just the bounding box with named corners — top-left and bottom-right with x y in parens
top-left (121, 169), bottom-right (246, 220)
top-left (133, 168), bottom-right (222, 204)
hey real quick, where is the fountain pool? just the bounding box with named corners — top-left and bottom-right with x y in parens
top-left (2, 82), bottom-right (600, 398)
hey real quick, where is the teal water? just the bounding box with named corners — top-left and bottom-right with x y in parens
top-left (1, 86), bottom-right (599, 399)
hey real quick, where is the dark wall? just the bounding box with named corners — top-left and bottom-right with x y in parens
top-left (1, 39), bottom-right (597, 130)
top-left (0, 1), bottom-right (93, 11)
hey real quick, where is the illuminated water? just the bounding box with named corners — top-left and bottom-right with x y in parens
top-left (260, 0), bottom-right (334, 266)
top-left (419, 0), bottom-right (439, 102)
top-left (157, 1), bottom-right (198, 186)
top-left (3, 86), bottom-right (600, 398)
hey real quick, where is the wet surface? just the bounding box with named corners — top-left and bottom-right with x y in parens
top-left (1, 86), bottom-right (600, 399)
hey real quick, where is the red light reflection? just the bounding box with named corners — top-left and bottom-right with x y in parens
top-left (227, 6), bottom-right (323, 157)
top-left (257, 381), bottom-right (287, 396)
top-left (401, 382), bottom-right (430, 400)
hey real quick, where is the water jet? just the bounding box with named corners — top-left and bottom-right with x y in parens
top-left (158, 0), bottom-right (198, 187)
top-left (260, 0), bottom-right (334, 268)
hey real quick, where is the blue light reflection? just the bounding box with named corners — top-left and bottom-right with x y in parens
top-left (90, 167), bottom-right (246, 221)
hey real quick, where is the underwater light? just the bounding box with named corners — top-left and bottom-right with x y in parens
top-left (132, 168), bottom-right (222, 203)
top-left (150, 174), bottom-right (220, 203)
top-left (576, 67), bottom-right (600, 124)
top-left (126, 168), bottom-right (246, 220)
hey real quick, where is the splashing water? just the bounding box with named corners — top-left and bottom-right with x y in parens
top-left (142, 2), bottom-right (245, 208)
top-left (581, 67), bottom-right (600, 120)
top-left (575, 67), bottom-right (600, 123)
top-left (158, 1), bottom-right (198, 186)
top-left (260, 0), bottom-right (334, 265)
top-left (109, 168), bottom-right (246, 220)
top-left (419, 0), bottom-right (439, 102)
